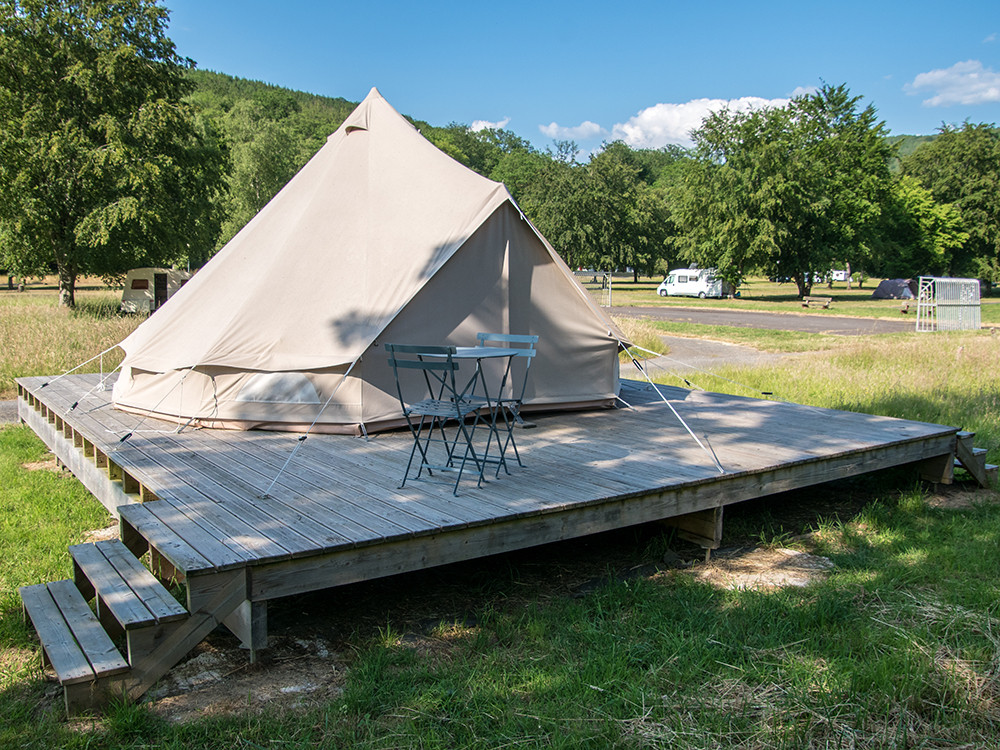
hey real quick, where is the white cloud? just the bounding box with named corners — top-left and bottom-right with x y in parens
top-left (470, 116), bottom-right (510, 132)
top-left (609, 96), bottom-right (790, 148)
top-left (789, 85), bottom-right (819, 97)
top-left (984, 32), bottom-right (997, 43)
top-left (905, 59), bottom-right (1000, 106)
top-left (538, 120), bottom-right (606, 140)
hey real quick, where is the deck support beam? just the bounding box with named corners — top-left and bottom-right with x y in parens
top-left (661, 506), bottom-right (723, 554)
top-left (918, 452), bottom-right (954, 485)
top-left (223, 600), bottom-right (268, 660)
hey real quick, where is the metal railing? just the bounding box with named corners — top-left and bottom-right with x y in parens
top-left (916, 276), bottom-right (981, 332)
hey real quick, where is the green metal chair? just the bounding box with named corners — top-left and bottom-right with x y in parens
top-left (385, 344), bottom-right (484, 494)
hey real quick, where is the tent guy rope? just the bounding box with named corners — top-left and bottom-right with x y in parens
top-left (615, 338), bottom-right (725, 475)
top-left (260, 356), bottom-right (362, 499)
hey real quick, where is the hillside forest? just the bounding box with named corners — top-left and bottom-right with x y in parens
top-left (1, 1), bottom-right (998, 304)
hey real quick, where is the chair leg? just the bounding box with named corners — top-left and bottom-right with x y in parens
top-left (399, 415), bottom-right (425, 488)
top-left (451, 417), bottom-right (484, 494)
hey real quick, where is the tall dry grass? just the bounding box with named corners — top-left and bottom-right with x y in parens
top-left (677, 329), bottom-right (1000, 462)
top-left (0, 289), bottom-right (141, 399)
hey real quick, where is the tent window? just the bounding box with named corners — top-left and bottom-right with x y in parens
top-left (236, 372), bottom-right (322, 404)
top-left (131, 279), bottom-right (149, 290)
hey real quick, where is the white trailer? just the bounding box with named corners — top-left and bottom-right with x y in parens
top-left (657, 268), bottom-right (731, 298)
top-left (120, 268), bottom-right (192, 313)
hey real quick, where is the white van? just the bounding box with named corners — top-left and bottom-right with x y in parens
top-left (121, 268), bottom-right (192, 313)
top-left (657, 268), bottom-right (730, 298)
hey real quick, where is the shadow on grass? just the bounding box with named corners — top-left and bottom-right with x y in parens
top-left (2, 473), bottom-right (997, 747)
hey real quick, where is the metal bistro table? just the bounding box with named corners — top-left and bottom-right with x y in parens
top-left (426, 346), bottom-right (520, 485)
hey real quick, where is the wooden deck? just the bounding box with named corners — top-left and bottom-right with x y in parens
top-left (18, 372), bottom-right (960, 660)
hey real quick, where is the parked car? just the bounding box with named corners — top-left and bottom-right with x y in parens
top-left (657, 268), bottom-right (731, 298)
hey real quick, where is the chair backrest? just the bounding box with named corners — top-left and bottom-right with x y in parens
top-left (476, 332), bottom-right (538, 357)
top-left (476, 333), bottom-right (538, 401)
top-left (385, 344), bottom-right (461, 405)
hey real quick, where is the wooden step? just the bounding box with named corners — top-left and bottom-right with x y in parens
top-left (954, 433), bottom-right (993, 488)
top-left (70, 540), bottom-right (188, 663)
top-left (985, 464), bottom-right (998, 486)
top-left (117, 501), bottom-right (218, 575)
top-left (20, 580), bottom-right (129, 715)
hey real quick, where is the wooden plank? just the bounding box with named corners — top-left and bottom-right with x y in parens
top-left (69, 543), bottom-right (156, 629)
top-left (125, 569), bottom-right (246, 700)
top-left (45, 581), bottom-right (130, 679)
top-left (81, 407), bottom-right (336, 557)
top-left (20, 583), bottom-right (94, 685)
top-left (955, 432), bottom-right (990, 487)
top-left (142, 496), bottom-right (262, 568)
top-left (233, 430), bottom-right (476, 530)
top-left (17, 403), bottom-right (135, 517)
top-left (96, 540), bottom-right (188, 623)
top-left (117, 503), bottom-right (217, 574)
top-left (146, 430), bottom-right (389, 545)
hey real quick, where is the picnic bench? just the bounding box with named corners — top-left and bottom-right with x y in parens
top-left (801, 296), bottom-right (832, 309)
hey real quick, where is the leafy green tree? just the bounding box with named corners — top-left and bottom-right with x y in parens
top-left (0, 0), bottom-right (225, 306)
top-left (673, 84), bottom-right (893, 297)
top-left (216, 99), bottom-right (298, 246)
top-left (573, 142), bottom-right (672, 278)
top-left (902, 122), bottom-right (1000, 282)
top-left (871, 175), bottom-right (968, 278)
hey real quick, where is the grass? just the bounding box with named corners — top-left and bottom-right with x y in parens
top-left (0, 281), bottom-right (141, 399)
top-left (645, 319), bottom-right (854, 352)
top-left (648, 330), bottom-right (1000, 466)
top-left (2, 284), bottom-right (1000, 747)
top-left (583, 275), bottom-right (1000, 325)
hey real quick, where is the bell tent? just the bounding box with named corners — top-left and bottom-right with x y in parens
top-left (112, 89), bottom-right (623, 434)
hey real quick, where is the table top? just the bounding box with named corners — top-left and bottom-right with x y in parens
top-left (421, 346), bottom-right (519, 360)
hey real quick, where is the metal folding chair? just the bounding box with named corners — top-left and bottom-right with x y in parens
top-left (385, 344), bottom-right (484, 494)
top-left (475, 332), bottom-right (538, 467)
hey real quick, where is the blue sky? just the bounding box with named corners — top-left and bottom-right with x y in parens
top-left (166, 0), bottom-right (1000, 153)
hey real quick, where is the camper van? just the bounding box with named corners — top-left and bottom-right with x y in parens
top-left (120, 268), bottom-right (192, 313)
top-left (657, 268), bottom-right (730, 298)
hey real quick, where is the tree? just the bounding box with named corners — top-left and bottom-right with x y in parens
top-left (870, 176), bottom-right (967, 279)
top-left (573, 142), bottom-right (672, 278)
top-left (0, 0), bottom-right (225, 306)
top-left (672, 84), bottom-right (893, 297)
top-left (902, 122), bottom-right (1000, 282)
top-left (216, 99), bottom-right (298, 247)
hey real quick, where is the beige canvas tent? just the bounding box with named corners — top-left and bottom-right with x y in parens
top-left (112, 88), bottom-right (623, 434)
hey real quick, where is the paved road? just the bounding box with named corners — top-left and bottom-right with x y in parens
top-left (0, 400), bottom-right (17, 424)
top-left (617, 305), bottom-right (914, 335)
